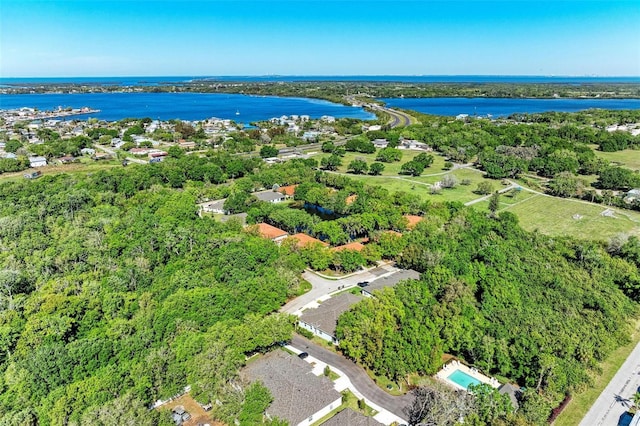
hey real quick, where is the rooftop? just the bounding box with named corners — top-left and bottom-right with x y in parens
top-left (254, 223), bottom-right (288, 240)
top-left (254, 190), bottom-right (286, 203)
top-left (290, 233), bottom-right (329, 248)
top-left (300, 292), bottom-right (362, 337)
top-left (363, 269), bottom-right (420, 295)
top-left (241, 350), bottom-right (341, 426)
top-left (278, 184), bottom-right (298, 197)
top-left (332, 242), bottom-right (366, 252)
top-left (322, 409), bottom-right (383, 426)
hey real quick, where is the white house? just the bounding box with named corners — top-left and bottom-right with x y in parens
top-left (28, 156), bottom-right (47, 168)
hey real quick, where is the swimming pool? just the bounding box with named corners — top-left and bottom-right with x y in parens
top-left (446, 369), bottom-right (482, 390)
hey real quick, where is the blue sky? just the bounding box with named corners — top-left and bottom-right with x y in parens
top-left (1, 0), bottom-right (639, 77)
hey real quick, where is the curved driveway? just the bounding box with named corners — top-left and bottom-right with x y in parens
top-left (290, 334), bottom-right (413, 422)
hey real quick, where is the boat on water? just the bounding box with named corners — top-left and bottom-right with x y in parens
top-left (235, 110), bottom-right (240, 115)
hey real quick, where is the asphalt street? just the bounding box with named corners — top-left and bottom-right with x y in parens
top-left (579, 340), bottom-right (640, 426)
top-left (291, 334), bottom-right (413, 422)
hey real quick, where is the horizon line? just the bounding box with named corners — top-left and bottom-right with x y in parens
top-left (2, 74), bottom-right (640, 79)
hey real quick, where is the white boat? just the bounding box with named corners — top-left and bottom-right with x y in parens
top-left (235, 110), bottom-right (240, 115)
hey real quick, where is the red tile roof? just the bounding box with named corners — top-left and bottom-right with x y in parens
top-left (332, 242), bottom-right (366, 252)
top-left (290, 233), bottom-right (329, 248)
top-left (254, 223), bottom-right (288, 240)
top-left (278, 185), bottom-right (298, 197)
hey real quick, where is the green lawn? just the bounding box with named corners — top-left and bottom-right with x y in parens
top-left (314, 150), bottom-right (454, 176)
top-left (593, 148), bottom-right (640, 171)
top-left (348, 167), bottom-right (508, 204)
top-left (0, 159), bottom-right (123, 183)
top-left (553, 318), bottom-right (640, 426)
top-left (496, 193), bottom-right (640, 241)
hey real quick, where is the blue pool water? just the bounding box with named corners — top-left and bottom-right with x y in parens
top-left (447, 369), bottom-right (482, 389)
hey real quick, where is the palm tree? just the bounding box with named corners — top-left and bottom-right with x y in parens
top-left (632, 391), bottom-right (640, 408)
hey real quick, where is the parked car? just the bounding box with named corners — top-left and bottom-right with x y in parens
top-left (298, 352), bottom-right (309, 359)
top-left (357, 281), bottom-right (369, 288)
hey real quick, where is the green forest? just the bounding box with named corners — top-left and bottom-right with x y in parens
top-left (2, 107), bottom-right (640, 425)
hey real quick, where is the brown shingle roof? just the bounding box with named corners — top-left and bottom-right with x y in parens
top-left (332, 242), bottom-right (366, 252)
top-left (254, 223), bottom-right (288, 240)
top-left (290, 233), bottom-right (329, 248)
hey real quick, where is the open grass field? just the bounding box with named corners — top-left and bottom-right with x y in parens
top-left (0, 159), bottom-right (123, 183)
top-left (496, 193), bottom-right (640, 241)
top-left (553, 318), bottom-right (640, 426)
top-left (593, 147), bottom-right (640, 171)
top-left (349, 167), bottom-right (507, 204)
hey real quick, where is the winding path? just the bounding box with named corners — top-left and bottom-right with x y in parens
top-left (290, 334), bottom-right (412, 422)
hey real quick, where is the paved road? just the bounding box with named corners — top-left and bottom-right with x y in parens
top-left (280, 266), bottom-right (396, 314)
top-left (379, 106), bottom-right (412, 128)
top-left (291, 334), bottom-right (413, 422)
top-left (579, 340), bottom-right (640, 426)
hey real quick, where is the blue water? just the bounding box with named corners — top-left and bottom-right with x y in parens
top-left (447, 369), bottom-right (482, 389)
top-left (1, 75), bottom-right (639, 87)
top-left (0, 93), bottom-right (375, 122)
top-left (381, 97), bottom-right (640, 117)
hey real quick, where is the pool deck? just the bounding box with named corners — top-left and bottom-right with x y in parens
top-left (436, 360), bottom-right (500, 392)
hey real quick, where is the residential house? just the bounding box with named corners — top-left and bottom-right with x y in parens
top-left (624, 189), bottom-right (640, 204)
top-left (28, 156), bottom-right (47, 168)
top-left (80, 148), bottom-right (95, 156)
top-left (332, 242), bottom-right (366, 253)
top-left (254, 190), bottom-right (287, 204)
top-left (201, 199), bottom-right (226, 214)
top-left (92, 152), bottom-right (111, 161)
top-left (278, 185), bottom-right (297, 198)
top-left (289, 233), bottom-right (329, 249)
top-left (179, 141), bottom-right (197, 150)
top-left (372, 138), bottom-right (389, 148)
top-left (253, 223), bottom-right (289, 244)
top-left (361, 269), bottom-right (420, 298)
top-left (241, 350), bottom-right (342, 426)
top-left (302, 131), bottom-right (320, 142)
top-left (399, 139), bottom-right (430, 151)
top-left (148, 150), bottom-right (168, 159)
top-left (299, 293), bottom-right (362, 344)
top-left (322, 409), bottom-right (383, 426)
top-left (129, 147), bottom-right (151, 156)
top-left (58, 156), bottom-right (76, 164)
